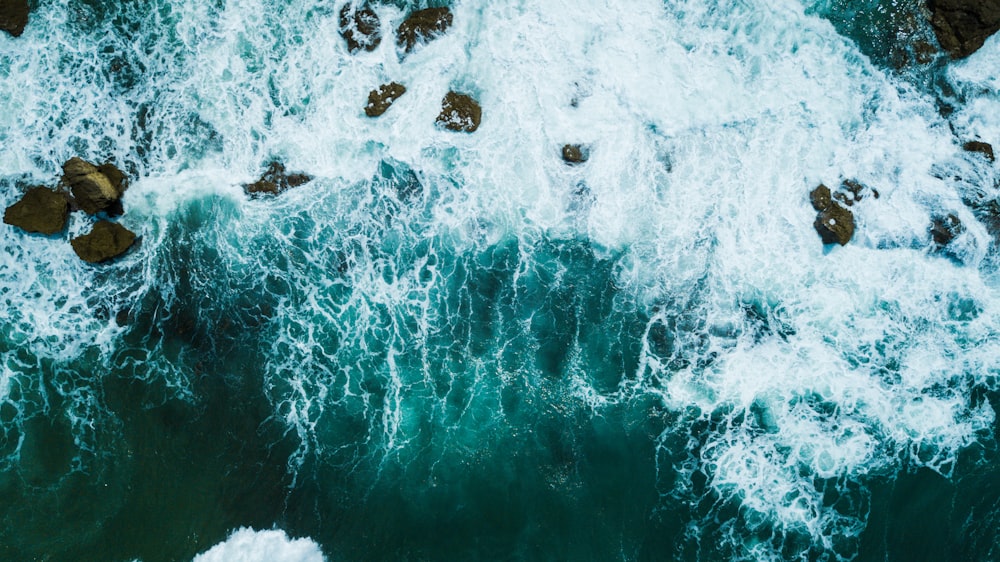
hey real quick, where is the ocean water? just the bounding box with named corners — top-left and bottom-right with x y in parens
top-left (2, 0), bottom-right (1000, 560)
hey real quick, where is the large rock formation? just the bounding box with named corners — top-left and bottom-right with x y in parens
top-left (70, 220), bottom-right (136, 263)
top-left (928, 0), bottom-right (1000, 58)
top-left (397, 7), bottom-right (453, 54)
top-left (365, 82), bottom-right (406, 117)
top-left (3, 186), bottom-right (70, 235)
top-left (62, 157), bottom-right (128, 215)
top-left (435, 91), bottom-right (481, 133)
top-left (0, 0), bottom-right (28, 37)
top-left (810, 183), bottom-right (856, 246)
top-left (243, 161), bottom-right (312, 197)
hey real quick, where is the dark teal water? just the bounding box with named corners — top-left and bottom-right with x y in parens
top-left (3, 0), bottom-right (1000, 561)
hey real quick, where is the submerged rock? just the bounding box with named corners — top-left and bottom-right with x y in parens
top-left (810, 183), bottom-right (856, 245)
top-left (435, 91), bottom-right (481, 133)
top-left (963, 140), bottom-right (995, 162)
top-left (339, 3), bottom-right (381, 53)
top-left (0, 0), bottom-right (29, 37)
top-left (930, 213), bottom-right (964, 245)
top-left (397, 7), bottom-right (453, 53)
top-left (71, 220), bottom-right (136, 263)
top-left (3, 186), bottom-right (70, 235)
top-left (561, 144), bottom-right (589, 164)
top-left (365, 82), bottom-right (406, 117)
top-left (243, 161), bottom-right (312, 197)
top-left (62, 157), bottom-right (128, 215)
top-left (928, 0), bottom-right (1000, 58)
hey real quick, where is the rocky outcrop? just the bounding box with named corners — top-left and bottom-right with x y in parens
top-left (0, 0), bottom-right (28, 37)
top-left (243, 161), bottom-right (312, 197)
top-left (963, 140), bottom-right (995, 162)
top-left (339, 3), bottom-right (381, 53)
top-left (928, 0), bottom-right (1000, 58)
top-left (810, 183), bottom-right (856, 246)
top-left (70, 220), bottom-right (136, 263)
top-left (436, 91), bottom-right (481, 133)
top-left (930, 213), bottom-right (964, 245)
top-left (3, 186), bottom-right (70, 235)
top-left (365, 82), bottom-right (406, 117)
top-left (561, 144), bottom-right (588, 164)
top-left (61, 157), bottom-right (128, 215)
top-left (397, 7), bottom-right (452, 53)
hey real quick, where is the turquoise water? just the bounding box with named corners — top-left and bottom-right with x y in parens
top-left (3, 0), bottom-right (1000, 560)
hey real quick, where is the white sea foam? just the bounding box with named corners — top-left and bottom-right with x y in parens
top-left (193, 528), bottom-right (325, 562)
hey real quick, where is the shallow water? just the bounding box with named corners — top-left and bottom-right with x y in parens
top-left (2, 0), bottom-right (1000, 560)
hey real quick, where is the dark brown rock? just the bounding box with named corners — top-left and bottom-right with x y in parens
top-left (930, 213), bottom-right (964, 245)
top-left (928, 0), bottom-right (1000, 58)
top-left (963, 140), bottom-right (995, 162)
top-left (0, 0), bottom-right (28, 37)
top-left (97, 162), bottom-right (128, 196)
top-left (243, 161), bottom-right (313, 197)
top-left (365, 82), bottom-right (406, 117)
top-left (62, 157), bottom-right (124, 215)
top-left (814, 203), bottom-right (855, 245)
top-left (4, 186), bottom-right (70, 235)
top-left (397, 7), bottom-right (453, 53)
top-left (435, 91), bottom-right (481, 133)
top-left (810, 184), bottom-right (832, 211)
top-left (561, 144), bottom-right (588, 164)
top-left (70, 220), bottom-right (136, 263)
top-left (339, 3), bottom-right (381, 53)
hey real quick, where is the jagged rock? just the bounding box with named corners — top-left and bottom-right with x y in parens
top-left (928, 0), bottom-right (1000, 58)
top-left (365, 82), bottom-right (406, 117)
top-left (0, 0), bottom-right (29, 37)
top-left (62, 157), bottom-right (127, 215)
top-left (435, 91), bottom-right (481, 133)
top-left (70, 220), bottom-right (136, 263)
top-left (930, 213), bottom-right (964, 245)
top-left (562, 144), bottom-right (589, 164)
top-left (810, 184), bottom-right (832, 211)
top-left (243, 161), bottom-right (312, 197)
top-left (814, 203), bottom-right (855, 245)
top-left (339, 3), bottom-right (381, 53)
top-left (397, 7), bottom-right (452, 53)
top-left (963, 140), bottom-right (995, 162)
top-left (3, 186), bottom-right (70, 235)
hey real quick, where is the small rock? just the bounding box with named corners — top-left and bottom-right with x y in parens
top-left (814, 203), bottom-right (855, 245)
top-left (365, 82), bottom-right (406, 117)
top-left (339, 3), bottom-right (381, 53)
top-left (963, 140), bottom-right (995, 162)
top-left (397, 7), bottom-right (453, 54)
top-left (809, 184), bottom-right (832, 212)
top-left (70, 220), bottom-right (136, 263)
top-left (930, 213), bottom-right (964, 245)
top-left (561, 144), bottom-right (588, 164)
top-left (0, 0), bottom-right (29, 37)
top-left (3, 186), bottom-right (70, 235)
top-left (928, 0), bottom-right (1000, 58)
top-left (243, 161), bottom-right (313, 197)
top-left (435, 91), bottom-right (481, 133)
top-left (62, 157), bottom-right (127, 215)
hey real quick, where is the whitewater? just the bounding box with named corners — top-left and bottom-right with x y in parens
top-left (2, 0), bottom-right (1000, 560)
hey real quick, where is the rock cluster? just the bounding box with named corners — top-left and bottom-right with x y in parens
top-left (808, 180), bottom-right (878, 246)
top-left (928, 0), bottom-right (1000, 58)
top-left (4, 157), bottom-right (137, 263)
top-left (339, 3), bottom-right (381, 53)
top-left (0, 0), bottom-right (29, 37)
top-left (397, 7), bottom-right (453, 54)
top-left (243, 161), bottom-right (312, 197)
